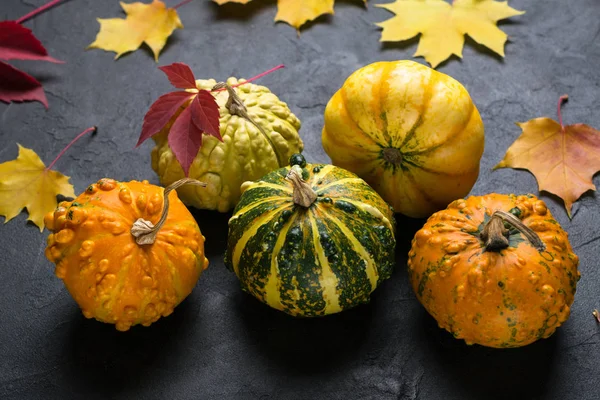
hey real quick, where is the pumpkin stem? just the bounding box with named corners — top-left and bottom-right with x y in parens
top-left (211, 82), bottom-right (285, 167)
top-left (130, 178), bottom-right (206, 245)
top-left (481, 210), bottom-right (546, 252)
top-left (286, 165), bottom-right (317, 208)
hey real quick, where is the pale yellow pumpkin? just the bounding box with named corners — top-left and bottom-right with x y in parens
top-left (322, 60), bottom-right (485, 218)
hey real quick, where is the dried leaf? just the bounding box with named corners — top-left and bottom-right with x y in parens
top-left (0, 145), bottom-right (75, 231)
top-left (88, 0), bottom-right (183, 61)
top-left (593, 309), bottom-right (600, 323)
top-left (0, 21), bottom-right (63, 107)
top-left (137, 62), bottom-right (222, 176)
top-left (214, 0), bottom-right (367, 31)
top-left (495, 96), bottom-right (600, 218)
top-left (376, 0), bottom-right (525, 68)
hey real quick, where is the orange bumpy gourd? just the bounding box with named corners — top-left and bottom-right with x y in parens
top-left (44, 178), bottom-right (209, 331)
top-left (408, 194), bottom-right (580, 348)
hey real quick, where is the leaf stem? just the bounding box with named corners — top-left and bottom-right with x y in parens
top-left (212, 65), bottom-right (285, 92)
top-left (173, 0), bottom-right (194, 9)
top-left (46, 126), bottom-right (97, 171)
top-left (16, 0), bottom-right (63, 24)
top-left (557, 94), bottom-right (569, 129)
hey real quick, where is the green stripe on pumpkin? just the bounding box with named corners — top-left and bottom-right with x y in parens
top-left (276, 214), bottom-right (327, 316)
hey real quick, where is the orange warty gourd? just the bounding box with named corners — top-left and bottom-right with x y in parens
top-left (44, 178), bottom-right (209, 331)
top-left (322, 60), bottom-right (485, 218)
top-left (408, 194), bottom-right (580, 348)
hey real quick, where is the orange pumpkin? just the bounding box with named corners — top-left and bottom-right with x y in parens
top-left (322, 60), bottom-right (485, 218)
top-left (44, 178), bottom-right (209, 331)
top-left (408, 194), bottom-right (580, 348)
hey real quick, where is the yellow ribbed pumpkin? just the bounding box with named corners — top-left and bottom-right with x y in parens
top-left (322, 60), bottom-right (485, 218)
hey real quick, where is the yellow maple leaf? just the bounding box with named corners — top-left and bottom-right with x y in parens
top-left (88, 0), bottom-right (183, 61)
top-left (0, 145), bottom-right (75, 231)
top-left (214, 0), bottom-right (367, 31)
top-left (495, 96), bottom-right (600, 218)
top-left (376, 0), bottom-right (525, 68)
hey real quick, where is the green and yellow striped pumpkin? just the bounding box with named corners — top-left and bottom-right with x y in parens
top-left (225, 154), bottom-right (396, 317)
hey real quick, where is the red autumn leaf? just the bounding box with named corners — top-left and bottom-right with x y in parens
top-left (190, 90), bottom-right (221, 140)
top-left (167, 105), bottom-right (204, 176)
top-left (137, 91), bottom-right (194, 146)
top-left (137, 62), bottom-right (223, 176)
top-left (0, 21), bottom-right (63, 63)
top-left (0, 61), bottom-right (48, 108)
top-left (0, 15), bottom-right (63, 108)
top-left (159, 62), bottom-right (197, 89)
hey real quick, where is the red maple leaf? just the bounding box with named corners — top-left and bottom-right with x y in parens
top-left (0, 19), bottom-right (63, 108)
top-left (137, 62), bottom-right (222, 176)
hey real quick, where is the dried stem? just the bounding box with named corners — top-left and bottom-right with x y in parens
top-left (16, 0), bottom-right (63, 24)
top-left (286, 165), bottom-right (317, 208)
top-left (212, 82), bottom-right (285, 167)
top-left (130, 178), bottom-right (206, 245)
top-left (557, 94), bottom-right (569, 129)
top-left (481, 210), bottom-right (546, 252)
top-left (46, 126), bottom-right (97, 171)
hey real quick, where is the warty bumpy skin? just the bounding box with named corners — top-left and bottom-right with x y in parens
top-left (152, 77), bottom-right (303, 212)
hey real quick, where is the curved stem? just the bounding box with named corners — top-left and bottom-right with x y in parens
top-left (45, 126), bottom-right (96, 171)
top-left (173, 0), bottom-right (194, 9)
top-left (212, 82), bottom-right (285, 167)
top-left (211, 65), bottom-right (285, 93)
top-left (286, 165), bottom-right (317, 208)
top-left (557, 94), bottom-right (569, 129)
top-left (481, 210), bottom-right (546, 252)
top-left (130, 178), bottom-right (206, 245)
top-left (16, 0), bottom-right (63, 24)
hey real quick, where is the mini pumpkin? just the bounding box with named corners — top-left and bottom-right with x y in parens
top-left (322, 60), bottom-right (485, 218)
top-left (408, 194), bottom-right (580, 348)
top-left (152, 78), bottom-right (304, 212)
top-left (225, 154), bottom-right (396, 317)
top-left (44, 178), bottom-right (209, 331)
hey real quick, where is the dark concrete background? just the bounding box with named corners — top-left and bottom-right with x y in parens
top-left (1, 0), bottom-right (599, 399)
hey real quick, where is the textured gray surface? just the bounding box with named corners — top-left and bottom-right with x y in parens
top-left (1, 0), bottom-right (600, 399)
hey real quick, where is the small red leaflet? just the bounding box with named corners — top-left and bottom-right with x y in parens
top-left (138, 62), bottom-right (222, 176)
top-left (0, 61), bottom-right (49, 108)
top-left (0, 3), bottom-right (64, 108)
